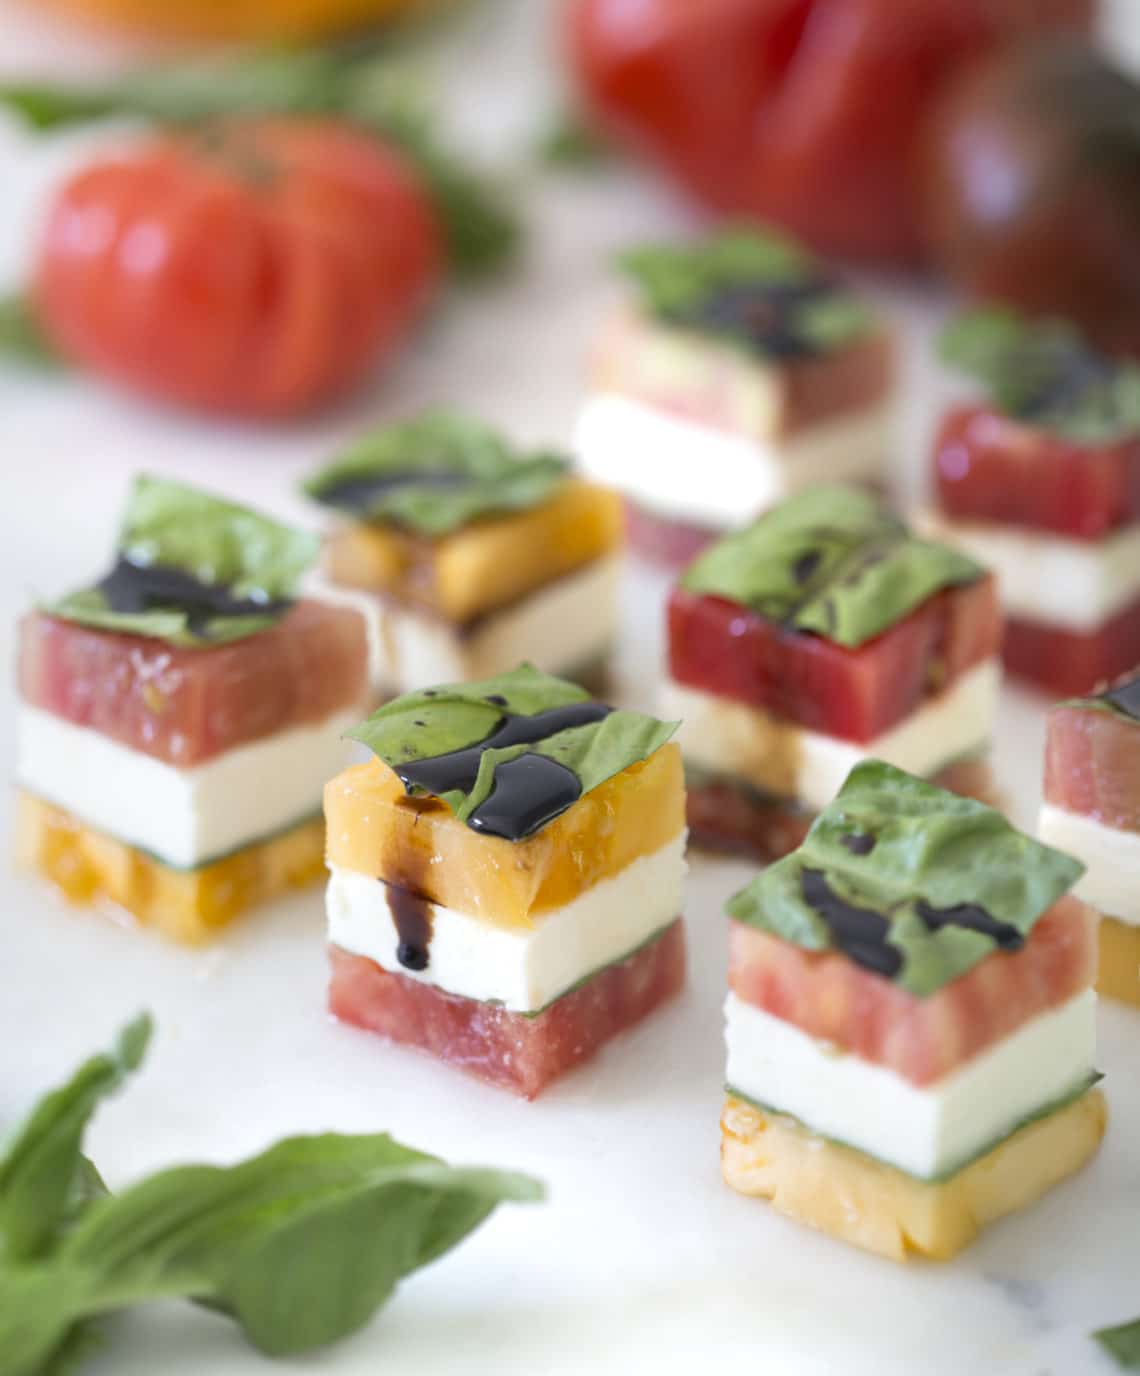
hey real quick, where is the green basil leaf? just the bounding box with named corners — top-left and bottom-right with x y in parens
top-left (1059, 671), bottom-right (1140, 725)
top-left (726, 762), bottom-right (1084, 997)
top-left (1096, 1317), bottom-right (1140, 1368)
top-left (682, 486), bottom-right (982, 648)
top-left (304, 411), bottom-right (569, 535)
top-left (0, 1264), bottom-right (104, 1376)
top-left (44, 476), bottom-right (318, 648)
top-left (939, 307), bottom-right (1140, 443)
top-left (0, 1014), bottom-right (150, 1263)
top-left (620, 228), bottom-right (812, 315)
top-left (53, 1134), bottom-right (542, 1358)
top-left (0, 295), bottom-right (61, 369)
top-left (454, 709), bottom-right (678, 824)
top-left (537, 112), bottom-right (613, 168)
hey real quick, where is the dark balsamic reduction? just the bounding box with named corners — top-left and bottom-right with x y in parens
top-left (668, 276), bottom-right (840, 361)
top-left (96, 556), bottom-right (292, 637)
top-left (1018, 348), bottom-right (1116, 423)
top-left (915, 898), bottom-right (1024, 951)
top-left (397, 700), bottom-right (612, 841)
top-left (388, 882), bottom-right (434, 971)
top-left (839, 832), bottom-right (876, 856)
top-left (792, 549), bottom-right (822, 585)
top-left (800, 868), bottom-right (902, 978)
top-left (1101, 674), bottom-right (1140, 721)
top-left (313, 468), bottom-right (467, 516)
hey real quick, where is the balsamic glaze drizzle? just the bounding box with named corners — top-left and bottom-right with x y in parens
top-left (915, 898), bottom-right (1025, 951)
top-left (312, 468), bottom-right (467, 517)
top-left (666, 275), bottom-right (842, 360)
top-left (800, 868), bottom-right (902, 978)
top-left (96, 556), bottom-right (292, 637)
top-left (1100, 674), bottom-right (1140, 721)
top-left (839, 832), bottom-right (876, 856)
top-left (397, 701), bottom-right (613, 842)
top-left (388, 883), bottom-right (434, 971)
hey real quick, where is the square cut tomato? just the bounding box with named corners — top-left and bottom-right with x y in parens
top-left (667, 575), bottom-right (1000, 742)
top-left (1004, 596), bottom-right (1140, 699)
top-left (19, 600), bottom-right (369, 768)
top-left (935, 405), bottom-right (1140, 541)
top-left (1045, 697), bottom-right (1140, 832)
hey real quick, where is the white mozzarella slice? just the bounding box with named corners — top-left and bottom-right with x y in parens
top-left (724, 990), bottom-right (1098, 1179)
top-left (574, 393), bottom-right (891, 529)
top-left (923, 515), bottom-right (1140, 631)
top-left (326, 833), bottom-right (687, 1013)
top-left (1038, 803), bottom-right (1140, 927)
top-left (17, 704), bottom-right (359, 869)
top-left (373, 555), bottom-right (619, 696)
top-left (661, 660), bottom-right (999, 812)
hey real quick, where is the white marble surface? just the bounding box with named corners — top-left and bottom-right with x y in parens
top-left (0, 3), bottom-right (1137, 1373)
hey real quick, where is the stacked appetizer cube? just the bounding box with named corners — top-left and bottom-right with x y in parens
top-left (576, 228), bottom-right (894, 565)
top-left (323, 665), bottom-right (687, 1097)
top-left (930, 310), bottom-right (1140, 696)
top-left (16, 476), bottom-right (369, 943)
top-left (306, 412), bottom-right (623, 694)
top-left (1039, 671), bottom-right (1140, 1005)
top-left (662, 485), bottom-right (1001, 860)
top-left (721, 762), bottom-right (1106, 1262)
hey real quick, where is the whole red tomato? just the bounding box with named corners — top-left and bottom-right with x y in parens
top-left (35, 120), bottom-right (443, 417)
top-left (567, 0), bottom-right (1096, 265)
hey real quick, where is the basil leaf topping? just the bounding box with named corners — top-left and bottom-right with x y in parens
top-left (304, 412), bottom-right (569, 536)
top-left (0, 1015), bottom-right (543, 1376)
top-left (1096, 1317), bottom-right (1140, 1368)
top-left (939, 307), bottom-right (1140, 443)
top-left (726, 761), bottom-right (1085, 997)
top-left (1058, 668), bottom-right (1140, 724)
top-left (681, 486), bottom-right (983, 648)
top-left (619, 228), bottom-right (875, 360)
top-left (349, 664), bottom-right (678, 840)
top-left (45, 475), bottom-right (318, 648)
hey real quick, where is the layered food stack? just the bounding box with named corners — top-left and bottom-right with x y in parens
top-left (323, 665), bottom-right (687, 1097)
top-left (929, 309), bottom-right (1140, 696)
top-left (720, 762), bottom-right (1106, 1262)
top-left (16, 476), bottom-right (369, 943)
top-left (662, 486), bottom-right (1001, 860)
top-left (306, 413), bottom-right (623, 694)
top-left (575, 228), bottom-right (894, 565)
top-left (1039, 671), bottom-right (1140, 1005)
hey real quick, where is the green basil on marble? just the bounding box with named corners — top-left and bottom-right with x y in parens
top-left (726, 761), bottom-right (1084, 997)
top-left (682, 486), bottom-right (982, 648)
top-left (305, 412), bottom-right (569, 536)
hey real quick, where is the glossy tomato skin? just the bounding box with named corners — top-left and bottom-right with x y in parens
top-left (936, 406), bottom-right (1140, 541)
top-left (35, 120), bottom-right (443, 417)
top-left (667, 575), bottom-right (1000, 741)
top-left (567, 0), bottom-right (1096, 264)
top-left (923, 41), bottom-right (1140, 358)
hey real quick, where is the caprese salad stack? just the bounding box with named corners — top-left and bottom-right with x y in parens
top-left (305, 412), bottom-right (623, 695)
top-left (929, 309), bottom-right (1140, 696)
top-left (575, 228), bottom-right (894, 566)
top-left (1039, 671), bottom-right (1140, 1006)
top-left (323, 665), bottom-right (687, 1097)
top-left (721, 762), bottom-right (1106, 1261)
top-left (16, 476), bottom-right (370, 943)
top-left (662, 485), bottom-right (1002, 860)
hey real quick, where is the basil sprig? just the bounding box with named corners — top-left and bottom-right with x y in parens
top-left (939, 307), bottom-right (1140, 444)
top-left (682, 486), bottom-right (982, 648)
top-left (727, 762), bottom-right (1084, 997)
top-left (619, 228), bottom-right (875, 359)
top-left (46, 475), bottom-right (318, 648)
top-left (349, 664), bottom-right (677, 835)
top-left (305, 411), bottom-right (570, 535)
top-left (1097, 1318), bottom-right (1140, 1368)
top-left (0, 45), bottom-right (517, 282)
top-left (0, 1016), bottom-right (543, 1376)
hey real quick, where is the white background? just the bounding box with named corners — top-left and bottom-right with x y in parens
top-left (0, 2), bottom-right (1137, 1372)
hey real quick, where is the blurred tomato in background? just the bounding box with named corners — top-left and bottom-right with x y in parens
top-left (35, 120), bottom-right (443, 416)
top-left (566, 0), bottom-right (1098, 267)
top-left (39, 0), bottom-right (440, 42)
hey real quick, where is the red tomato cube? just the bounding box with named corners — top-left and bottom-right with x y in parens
top-left (1044, 696), bottom-right (1140, 833)
top-left (935, 405), bottom-right (1140, 541)
top-left (1003, 596), bottom-right (1140, 699)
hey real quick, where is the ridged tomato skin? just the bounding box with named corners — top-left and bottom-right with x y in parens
top-left (1004, 600), bottom-right (1140, 700)
top-left (1045, 699), bottom-right (1140, 832)
top-left (666, 575), bottom-right (1001, 742)
top-left (728, 895), bottom-right (1097, 1086)
top-left (936, 406), bottom-right (1140, 540)
top-left (566, 0), bottom-right (1097, 264)
top-left (34, 120), bottom-right (443, 418)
